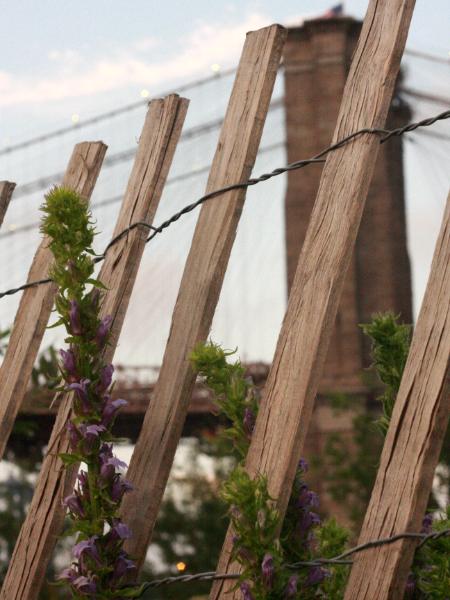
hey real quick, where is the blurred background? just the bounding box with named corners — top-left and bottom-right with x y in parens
top-left (0, 1), bottom-right (449, 598)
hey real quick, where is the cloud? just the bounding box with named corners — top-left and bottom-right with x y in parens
top-left (0, 13), bottom-right (269, 108)
top-left (48, 49), bottom-right (81, 63)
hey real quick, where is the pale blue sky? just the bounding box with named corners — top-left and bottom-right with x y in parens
top-left (0, 0), bottom-right (449, 140)
top-left (0, 1), bottom-right (449, 365)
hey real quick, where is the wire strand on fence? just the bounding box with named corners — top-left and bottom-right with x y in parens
top-left (0, 141), bottom-right (285, 238)
top-left (0, 68), bottom-right (238, 158)
top-left (0, 109), bottom-right (448, 301)
top-left (123, 528), bottom-right (449, 593)
top-left (0, 44), bottom-right (445, 158)
top-left (10, 100), bottom-right (283, 201)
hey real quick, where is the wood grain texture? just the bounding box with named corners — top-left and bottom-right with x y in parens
top-left (209, 2), bottom-right (416, 598)
top-left (0, 142), bottom-right (106, 461)
top-left (0, 95), bottom-right (188, 600)
top-left (0, 181), bottom-right (15, 226)
top-left (120, 24), bottom-right (287, 571)
top-left (344, 192), bottom-right (450, 599)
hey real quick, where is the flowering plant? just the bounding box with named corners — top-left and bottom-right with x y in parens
top-left (41, 187), bottom-right (140, 598)
top-left (190, 342), bottom-right (348, 599)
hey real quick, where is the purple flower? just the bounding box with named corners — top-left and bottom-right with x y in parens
top-left (63, 493), bottom-right (85, 517)
top-left (111, 477), bottom-right (133, 502)
top-left (298, 458), bottom-right (308, 473)
top-left (80, 423), bottom-right (105, 440)
top-left (231, 535), bottom-right (254, 563)
top-left (100, 453), bottom-right (128, 481)
top-left (405, 572), bottom-right (416, 597)
top-left (261, 553), bottom-right (274, 589)
top-left (77, 471), bottom-right (90, 498)
top-left (95, 315), bottom-right (113, 347)
top-left (297, 510), bottom-right (321, 535)
top-left (85, 423), bottom-right (106, 438)
top-left (69, 300), bottom-right (82, 336)
top-left (60, 348), bottom-right (78, 382)
top-left (67, 379), bottom-right (91, 413)
top-left (101, 397), bottom-right (127, 426)
top-left (421, 513), bottom-right (433, 534)
top-left (305, 566), bottom-right (329, 587)
top-left (297, 484), bottom-right (317, 508)
top-left (306, 491), bottom-right (319, 508)
top-left (57, 567), bottom-right (78, 584)
top-left (240, 582), bottom-right (254, 600)
top-left (243, 408), bottom-right (255, 438)
top-left (99, 442), bottom-right (113, 461)
top-left (109, 520), bottom-right (132, 541)
top-left (284, 575), bottom-right (298, 597)
top-left (112, 552), bottom-right (136, 580)
top-left (79, 423), bottom-right (106, 452)
top-left (67, 421), bottom-right (82, 451)
top-left (72, 575), bottom-right (97, 595)
top-left (296, 485), bottom-right (319, 511)
top-left (97, 364), bottom-right (114, 393)
top-left (73, 536), bottom-right (101, 565)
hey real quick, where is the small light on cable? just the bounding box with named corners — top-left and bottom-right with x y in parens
top-left (210, 63), bottom-right (221, 73)
top-left (176, 562), bottom-right (186, 572)
top-left (140, 89), bottom-right (150, 98)
top-left (71, 113), bottom-right (80, 124)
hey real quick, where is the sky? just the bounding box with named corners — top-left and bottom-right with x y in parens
top-left (0, 0), bottom-right (449, 140)
top-left (0, 0), bottom-right (449, 365)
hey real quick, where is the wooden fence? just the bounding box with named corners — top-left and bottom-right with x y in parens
top-left (0, 0), bottom-right (449, 598)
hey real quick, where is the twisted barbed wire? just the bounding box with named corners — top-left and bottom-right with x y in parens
top-left (0, 109), bottom-right (449, 301)
top-left (125, 528), bottom-right (449, 593)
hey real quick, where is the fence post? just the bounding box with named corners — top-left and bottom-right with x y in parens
top-left (208, 1), bottom-right (417, 597)
top-left (344, 192), bottom-right (450, 599)
top-left (0, 95), bottom-right (188, 600)
top-left (0, 143), bottom-right (106, 461)
top-left (120, 24), bottom-right (287, 571)
top-left (0, 181), bottom-right (15, 226)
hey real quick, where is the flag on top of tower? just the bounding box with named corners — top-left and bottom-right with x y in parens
top-left (323, 4), bottom-right (344, 17)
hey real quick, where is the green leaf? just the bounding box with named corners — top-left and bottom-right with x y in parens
top-left (87, 278), bottom-right (108, 290)
top-left (58, 452), bottom-right (82, 466)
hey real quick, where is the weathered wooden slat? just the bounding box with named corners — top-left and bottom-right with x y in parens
top-left (344, 192), bottom-right (450, 599)
top-left (120, 24), bottom-right (287, 570)
top-left (209, 1), bottom-right (417, 597)
top-left (0, 95), bottom-right (188, 600)
top-left (0, 181), bottom-right (15, 226)
top-left (0, 143), bottom-right (106, 461)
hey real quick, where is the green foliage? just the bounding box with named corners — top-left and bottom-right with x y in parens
top-left (412, 508), bottom-right (450, 598)
top-left (360, 312), bottom-right (411, 434)
top-left (224, 467), bottom-right (289, 599)
top-left (41, 186), bottom-right (96, 266)
top-left (190, 342), bottom-right (350, 599)
top-left (316, 313), bottom-right (425, 528)
top-left (316, 519), bottom-right (350, 599)
top-left (0, 327), bottom-right (9, 356)
top-left (190, 342), bottom-right (259, 459)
